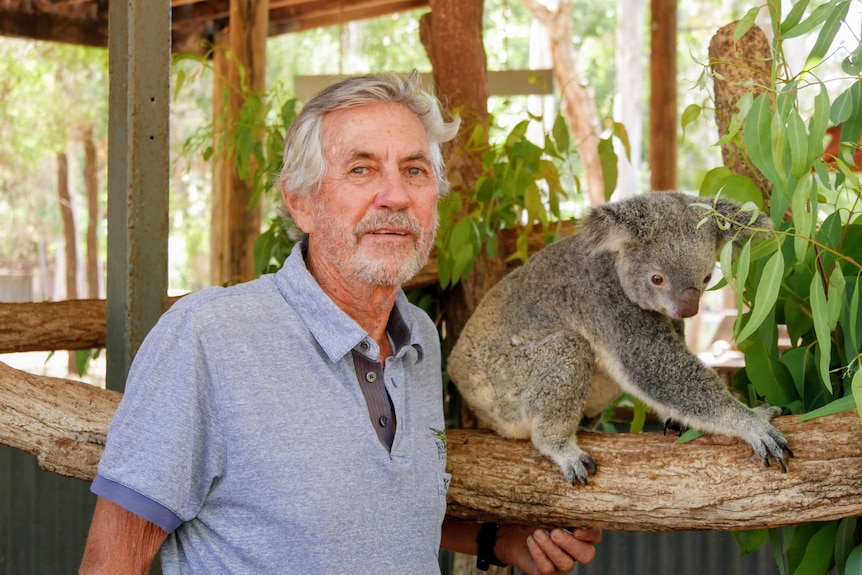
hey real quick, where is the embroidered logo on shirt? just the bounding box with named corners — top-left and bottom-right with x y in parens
top-left (431, 428), bottom-right (447, 460)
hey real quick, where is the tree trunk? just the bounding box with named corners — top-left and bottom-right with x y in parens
top-left (709, 21), bottom-right (774, 205)
top-left (649, 0), bottom-right (678, 192)
top-left (83, 126), bottom-right (100, 299)
top-left (57, 150), bottom-right (78, 374)
top-left (2, 360), bottom-right (860, 531)
top-left (521, 0), bottom-right (605, 205)
top-left (211, 25), bottom-right (229, 287)
top-left (420, 0), bottom-right (507, 355)
top-left (214, 1), bottom-right (268, 286)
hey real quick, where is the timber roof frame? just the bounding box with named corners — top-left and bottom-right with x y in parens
top-left (0, 0), bottom-right (431, 51)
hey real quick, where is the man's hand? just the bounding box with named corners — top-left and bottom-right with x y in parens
top-left (495, 524), bottom-right (602, 575)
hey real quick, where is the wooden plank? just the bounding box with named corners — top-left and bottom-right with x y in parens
top-left (295, 69), bottom-right (554, 101)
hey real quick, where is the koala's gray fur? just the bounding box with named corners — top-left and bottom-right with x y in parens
top-left (448, 192), bottom-right (792, 485)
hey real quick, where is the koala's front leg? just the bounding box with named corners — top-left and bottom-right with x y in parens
top-left (605, 327), bottom-right (793, 471)
top-left (523, 332), bottom-right (600, 485)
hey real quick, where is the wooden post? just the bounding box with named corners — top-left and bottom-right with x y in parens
top-left (649, 0), bottom-right (677, 191)
top-left (105, 0), bottom-right (170, 390)
top-left (216, 0), bottom-right (269, 286)
top-left (211, 25), bottom-right (229, 287)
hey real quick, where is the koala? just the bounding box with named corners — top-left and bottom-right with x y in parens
top-left (447, 192), bottom-right (792, 485)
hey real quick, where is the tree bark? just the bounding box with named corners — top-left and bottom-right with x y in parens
top-left (709, 21), bottom-right (774, 205)
top-left (521, 0), bottom-right (605, 205)
top-left (83, 125), bottom-right (100, 299)
top-left (2, 359), bottom-right (860, 531)
top-left (420, 0), bottom-right (507, 356)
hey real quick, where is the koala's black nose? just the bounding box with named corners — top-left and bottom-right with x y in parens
top-left (676, 287), bottom-right (701, 318)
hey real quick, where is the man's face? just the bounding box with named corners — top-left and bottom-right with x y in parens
top-left (293, 102), bottom-right (440, 287)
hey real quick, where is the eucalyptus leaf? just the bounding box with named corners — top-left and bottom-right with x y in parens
top-left (804, 0), bottom-right (851, 70)
top-left (744, 95), bottom-right (779, 185)
top-left (786, 108), bottom-right (810, 179)
top-left (845, 544), bottom-right (862, 575)
top-left (781, 1), bottom-right (831, 39)
top-left (736, 247), bottom-right (784, 344)
top-left (810, 272), bottom-right (834, 391)
top-left (780, 0), bottom-right (811, 35)
top-left (797, 396), bottom-right (855, 421)
top-left (734, 6), bottom-right (761, 42)
top-left (852, 370), bottom-right (862, 426)
top-left (791, 521), bottom-right (838, 575)
top-left (835, 516), bottom-right (858, 575)
top-left (598, 137), bottom-right (618, 202)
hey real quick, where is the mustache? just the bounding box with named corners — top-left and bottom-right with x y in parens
top-left (354, 211), bottom-right (423, 237)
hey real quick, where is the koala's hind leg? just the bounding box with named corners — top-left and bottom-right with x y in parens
top-left (519, 331), bottom-right (600, 485)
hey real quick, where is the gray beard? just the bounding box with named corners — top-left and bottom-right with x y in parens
top-left (317, 208), bottom-right (437, 286)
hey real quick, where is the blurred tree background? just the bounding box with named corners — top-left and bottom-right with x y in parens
top-left (0, 0), bottom-right (845, 297)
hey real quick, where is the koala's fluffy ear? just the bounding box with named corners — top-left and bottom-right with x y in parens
top-left (694, 195), bottom-right (772, 249)
top-left (579, 200), bottom-right (659, 254)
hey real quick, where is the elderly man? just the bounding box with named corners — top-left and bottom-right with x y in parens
top-left (80, 72), bottom-right (600, 574)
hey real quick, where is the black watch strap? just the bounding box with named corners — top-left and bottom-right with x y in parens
top-left (476, 522), bottom-right (507, 571)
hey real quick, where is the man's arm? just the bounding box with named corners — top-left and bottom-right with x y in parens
top-left (441, 519), bottom-right (600, 575)
top-left (79, 497), bottom-right (168, 575)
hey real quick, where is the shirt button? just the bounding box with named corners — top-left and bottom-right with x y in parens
top-left (365, 371), bottom-right (377, 383)
top-left (378, 416), bottom-right (389, 427)
top-left (359, 341), bottom-right (370, 352)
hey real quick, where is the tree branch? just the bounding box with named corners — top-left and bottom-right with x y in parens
top-left (3, 359), bottom-right (860, 531)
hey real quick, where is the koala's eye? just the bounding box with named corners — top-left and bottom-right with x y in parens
top-left (651, 274), bottom-right (664, 286)
top-left (703, 273), bottom-right (712, 284)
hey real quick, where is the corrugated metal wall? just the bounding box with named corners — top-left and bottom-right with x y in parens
top-left (575, 529), bottom-right (777, 574)
top-left (0, 447), bottom-right (95, 574)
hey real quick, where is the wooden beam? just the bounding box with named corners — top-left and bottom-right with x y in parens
top-left (649, 0), bottom-right (677, 191)
top-left (2, 359), bottom-right (861, 531)
top-left (0, 8), bottom-right (108, 47)
top-left (294, 69), bottom-right (554, 102)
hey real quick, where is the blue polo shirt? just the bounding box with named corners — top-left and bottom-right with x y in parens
top-left (92, 244), bottom-right (450, 574)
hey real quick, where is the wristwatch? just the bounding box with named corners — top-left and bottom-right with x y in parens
top-left (476, 522), bottom-right (507, 571)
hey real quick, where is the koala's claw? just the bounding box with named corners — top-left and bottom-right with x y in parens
top-left (754, 427), bottom-right (793, 473)
top-left (564, 453), bottom-right (598, 486)
top-left (663, 418), bottom-right (688, 436)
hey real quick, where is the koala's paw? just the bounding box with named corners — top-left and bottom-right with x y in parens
top-left (561, 450), bottom-right (598, 486)
top-left (749, 425), bottom-right (794, 473)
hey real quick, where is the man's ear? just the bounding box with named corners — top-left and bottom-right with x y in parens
top-left (281, 185), bottom-right (315, 234)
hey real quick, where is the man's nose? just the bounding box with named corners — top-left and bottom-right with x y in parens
top-left (374, 171), bottom-right (411, 211)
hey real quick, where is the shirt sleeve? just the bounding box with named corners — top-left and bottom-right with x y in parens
top-left (91, 300), bottom-right (226, 533)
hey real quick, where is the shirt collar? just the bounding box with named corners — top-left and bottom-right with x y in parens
top-left (274, 241), bottom-right (424, 363)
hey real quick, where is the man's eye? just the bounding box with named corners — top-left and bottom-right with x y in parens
top-left (350, 166), bottom-right (367, 175)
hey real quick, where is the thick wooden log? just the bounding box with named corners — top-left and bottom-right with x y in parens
top-left (446, 412), bottom-right (862, 531)
top-left (0, 361), bottom-right (119, 480)
top-left (0, 296), bottom-right (182, 354)
top-left (2, 359), bottom-right (860, 531)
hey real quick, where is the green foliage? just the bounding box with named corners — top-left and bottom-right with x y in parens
top-left (434, 113), bottom-right (582, 288)
top-left (173, 49), bottom-right (299, 278)
top-left (690, 2), bottom-right (862, 572)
